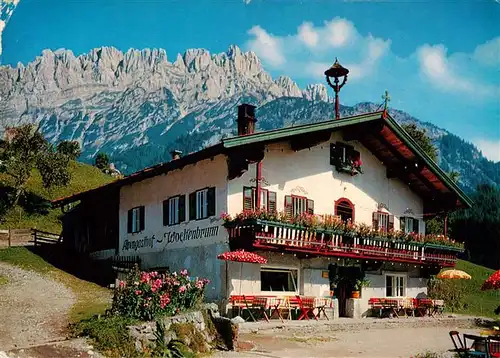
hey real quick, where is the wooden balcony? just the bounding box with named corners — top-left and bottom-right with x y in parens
top-left (225, 219), bottom-right (462, 267)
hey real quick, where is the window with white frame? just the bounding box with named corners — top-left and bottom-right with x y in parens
top-left (196, 189), bottom-right (208, 219)
top-left (242, 187), bottom-right (277, 212)
top-left (386, 274), bottom-right (406, 297)
top-left (127, 206), bottom-right (145, 233)
top-left (373, 212), bottom-right (394, 232)
top-left (400, 216), bottom-right (419, 234)
top-left (284, 195), bottom-right (314, 217)
top-left (163, 195), bottom-right (186, 226)
top-left (189, 187), bottom-right (216, 220)
top-left (260, 267), bottom-right (298, 293)
top-left (169, 196), bottom-right (179, 225)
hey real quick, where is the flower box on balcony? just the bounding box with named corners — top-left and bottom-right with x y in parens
top-left (334, 163), bottom-right (363, 176)
top-left (423, 243), bottom-right (464, 252)
top-left (223, 216), bottom-right (463, 252)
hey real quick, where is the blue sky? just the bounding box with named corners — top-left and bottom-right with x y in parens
top-left (1, 0), bottom-right (499, 161)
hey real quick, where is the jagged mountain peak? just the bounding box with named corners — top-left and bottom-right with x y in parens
top-left (0, 44), bottom-right (318, 123)
top-left (0, 45), bottom-right (497, 193)
top-left (274, 76), bottom-right (302, 97)
top-left (302, 84), bottom-right (329, 102)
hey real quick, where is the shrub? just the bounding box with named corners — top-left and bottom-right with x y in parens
top-left (153, 321), bottom-right (189, 358)
top-left (69, 315), bottom-right (138, 358)
top-left (111, 266), bottom-right (210, 321)
top-left (427, 276), bottom-right (466, 311)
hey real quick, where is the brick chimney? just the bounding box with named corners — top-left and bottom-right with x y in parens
top-left (237, 104), bottom-right (257, 136)
top-left (170, 150), bottom-right (182, 160)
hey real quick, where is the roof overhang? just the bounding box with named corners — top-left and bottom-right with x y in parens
top-left (357, 114), bottom-right (472, 210)
top-left (52, 144), bottom-right (225, 207)
top-left (52, 111), bottom-right (472, 212)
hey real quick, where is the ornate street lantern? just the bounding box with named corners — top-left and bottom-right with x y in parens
top-left (324, 58), bottom-right (349, 120)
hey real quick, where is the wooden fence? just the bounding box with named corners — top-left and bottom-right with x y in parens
top-left (0, 229), bottom-right (33, 248)
top-left (32, 229), bottom-right (62, 246)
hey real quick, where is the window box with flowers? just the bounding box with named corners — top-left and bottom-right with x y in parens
top-left (221, 209), bottom-right (464, 252)
top-left (330, 142), bottom-right (363, 176)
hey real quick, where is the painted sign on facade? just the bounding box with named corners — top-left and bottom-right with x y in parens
top-left (121, 224), bottom-right (222, 253)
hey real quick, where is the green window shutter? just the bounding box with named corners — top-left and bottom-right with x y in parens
top-left (189, 192), bottom-right (196, 220)
top-left (127, 209), bottom-right (133, 233)
top-left (268, 191), bottom-right (277, 213)
top-left (413, 218), bottom-right (419, 234)
top-left (207, 187), bottom-right (216, 217)
top-left (163, 200), bottom-right (169, 226)
top-left (243, 187), bottom-right (253, 210)
top-left (331, 143), bottom-right (345, 165)
top-left (388, 214), bottom-right (394, 231)
top-left (307, 199), bottom-right (314, 215)
top-left (139, 206), bottom-right (145, 231)
top-left (179, 195), bottom-right (186, 223)
top-left (372, 212), bottom-right (379, 230)
top-left (400, 217), bottom-right (406, 232)
top-left (284, 195), bottom-right (293, 217)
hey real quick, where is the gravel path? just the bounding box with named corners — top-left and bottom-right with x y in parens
top-left (0, 262), bottom-right (76, 351)
top-left (215, 317), bottom-right (484, 358)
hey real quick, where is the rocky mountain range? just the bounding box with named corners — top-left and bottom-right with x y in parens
top-left (0, 45), bottom-right (498, 193)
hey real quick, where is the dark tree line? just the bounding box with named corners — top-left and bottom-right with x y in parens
top-left (402, 123), bottom-right (500, 269)
top-left (450, 185), bottom-right (500, 269)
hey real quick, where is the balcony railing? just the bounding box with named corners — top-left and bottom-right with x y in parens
top-left (225, 219), bottom-right (461, 266)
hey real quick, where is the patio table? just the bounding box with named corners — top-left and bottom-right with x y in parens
top-left (416, 298), bottom-right (434, 317)
top-left (397, 297), bottom-right (415, 317)
top-left (297, 296), bottom-right (318, 320)
top-left (252, 296), bottom-right (284, 322)
top-left (383, 298), bottom-right (400, 318)
top-left (314, 297), bottom-right (333, 320)
top-left (431, 299), bottom-right (445, 316)
top-left (468, 334), bottom-right (500, 356)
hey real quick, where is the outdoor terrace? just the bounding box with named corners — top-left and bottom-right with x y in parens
top-left (222, 212), bottom-right (463, 267)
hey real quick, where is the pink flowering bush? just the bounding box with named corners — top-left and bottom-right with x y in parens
top-left (111, 266), bottom-right (210, 320)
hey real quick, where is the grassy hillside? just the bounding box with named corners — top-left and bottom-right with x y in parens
top-left (445, 260), bottom-right (499, 318)
top-left (0, 161), bottom-right (115, 232)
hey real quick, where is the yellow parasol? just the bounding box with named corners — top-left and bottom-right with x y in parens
top-left (437, 269), bottom-right (472, 280)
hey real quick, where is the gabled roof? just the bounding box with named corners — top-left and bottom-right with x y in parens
top-left (222, 112), bottom-right (382, 148)
top-left (52, 111), bottom-right (472, 210)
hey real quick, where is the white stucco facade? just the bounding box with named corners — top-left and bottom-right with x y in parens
top-left (227, 132), bottom-right (426, 233)
top-left (116, 131), bottom-right (430, 309)
top-left (118, 154), bottom-right (230, 300)
top-left (225, 251), bottom-right (331, 297)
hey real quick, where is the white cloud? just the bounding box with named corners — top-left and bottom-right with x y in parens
top-left (1, 0), bottom-right (21, 57)
top-left (367, 35), bottom-right (390, 61)
top-left (244, 17), bottom-right (496, 103)
top-left (297, 22), bottom-right (318, 48)
top-left (305, 61), bottom-right (329, 78)
top-left (473, 37), bottom-right (500, 67)
top-left (417, 44), bottom-right (494, 97)
top-left (474, 138), bottom-right (500, 162)
top-left (0, 20), bottom-right (5, 56)
top-left (246, 17), bottom-right (389, 82)
top-left (246, 26), bottom-right (285, 67)
top-left (324, 18), bottom-right (356, 48)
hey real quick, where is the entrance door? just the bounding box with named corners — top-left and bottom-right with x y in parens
top-left (337, 279), bottom-right (353, 317)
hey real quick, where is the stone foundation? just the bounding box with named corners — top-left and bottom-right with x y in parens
top-left (128, 304), bottom-right (238, 354)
